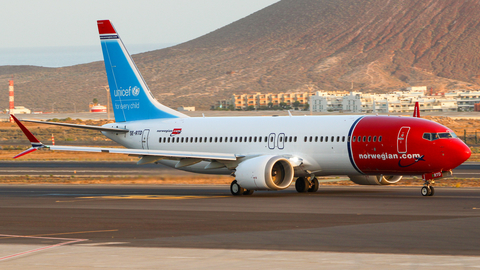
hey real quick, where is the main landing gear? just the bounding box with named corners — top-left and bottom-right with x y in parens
top-left (230, 180), bottom-right (254, 196)
top-left (295, 176), bottom-right (319, 193)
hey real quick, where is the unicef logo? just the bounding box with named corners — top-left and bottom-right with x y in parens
top-left (132, 86), bottom-right (140, 97)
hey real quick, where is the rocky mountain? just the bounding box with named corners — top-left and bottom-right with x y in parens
top-left (2, 0), bottom-right (480, 112)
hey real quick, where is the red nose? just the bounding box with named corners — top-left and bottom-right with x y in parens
top-left (444, 139), bottom-right (471, 170)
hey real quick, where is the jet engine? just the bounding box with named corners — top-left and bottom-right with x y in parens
top-left (235, 155), bottom-right (294, 190)
top-left (348, 175), bottom-right (403, 185)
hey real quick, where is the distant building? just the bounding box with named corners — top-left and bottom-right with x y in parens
top-left (310, 86), bottom-right (458, 113)
top-left (7, 106), bottom-right (31, 114)
top-left (215, 92), bottom-right (314, 110)
top-left (177, 106), bottom-right (195, 111)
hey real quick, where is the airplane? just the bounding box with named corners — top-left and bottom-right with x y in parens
top-left (11, 20), bottom-right (471, 197)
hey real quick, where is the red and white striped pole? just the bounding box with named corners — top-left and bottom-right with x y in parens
top-left (8, 80), bottom-right (14, 123)
top-left (51, 134), bottom-right (55, 145)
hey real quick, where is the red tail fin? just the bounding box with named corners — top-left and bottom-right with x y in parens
top-left (413, 102), bottom-right (420, 118)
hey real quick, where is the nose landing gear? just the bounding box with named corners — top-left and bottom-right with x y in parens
top-left (420, 171), bottom-right (445, 197)
top-left (421, 183), bottom-right (435, 196)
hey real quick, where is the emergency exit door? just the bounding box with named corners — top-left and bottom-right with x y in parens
top-left (142, 129), bottom-right (150, 149)
top-left (397, 126), bottom-right (410, 154)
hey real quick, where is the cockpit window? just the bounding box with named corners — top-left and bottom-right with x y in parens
top-left (422, 132), bottom-right (457, 141)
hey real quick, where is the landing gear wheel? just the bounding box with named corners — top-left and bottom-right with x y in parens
top-left (428, 186), bottom-right (435, 196)
top-left (295, 177), bottom-right (309, 193)
top-left (230, 180), bottom-right (245, 196)
top-left (243, 189), bottom-right (254, 195)
top-left (308, 177), bottom-right (319, 193)
top-left (421, 186), bottom-right (431, 196)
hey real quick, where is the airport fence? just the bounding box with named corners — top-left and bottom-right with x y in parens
top-left (461, 130), bottom-right (480, 146)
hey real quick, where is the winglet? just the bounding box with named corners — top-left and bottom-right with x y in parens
top-left (413, 102), bottom-right (420, 118)
top-left (10, 114), bottom-right (45, 159)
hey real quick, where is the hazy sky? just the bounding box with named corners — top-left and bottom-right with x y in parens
top-left (1, 0), bottom-right (280, 49)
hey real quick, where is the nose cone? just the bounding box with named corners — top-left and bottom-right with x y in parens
top-left (444, 139), bottom-right (471, 170)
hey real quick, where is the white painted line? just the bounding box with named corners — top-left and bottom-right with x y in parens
top-left (0, 234), bottom-right (87, 261)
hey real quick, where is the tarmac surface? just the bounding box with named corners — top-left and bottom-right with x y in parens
top-left (0, 184), bottom-right (479, 268)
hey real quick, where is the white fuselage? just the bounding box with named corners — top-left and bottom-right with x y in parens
top-left (102, 115), bottom-right (362, 176)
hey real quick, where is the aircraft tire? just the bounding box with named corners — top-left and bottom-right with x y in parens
top-left (295, 177), bottom-right (309, 193)
top-left (428, 186), bottom-right (435, 196)
top-left (230, 180), bottom-right (245, 196)
top-left (421, 186), bottom-right (430, 196)
top-left (308, 177), bottom-right (319, 193)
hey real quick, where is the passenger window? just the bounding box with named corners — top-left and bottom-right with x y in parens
top-left (199, 137), bottom-right (202, 143)
top-left (244, 136), bottom-right (248, 142)
top-left (315, 136), bottom-right (318, 142)
top-left (379, 136), bottom-right (382, 142)
top-left (259, 137), bottom-right (262, 143)
top-left (326, 136), bottom-right (329, 142)
top-left (304, 136), bottom-right (307, 142)
top-left (373, 136), bottom-right (377, 142)
top-left (294, 136), bottom-right (297, 142)
top-left (271, 136), bottom-right (274, 142)
top-left (219, 137), bottom-right (222, 143)
top-left (353, 136), bottom-right (356, 142)
top-left (254, 137), bottom-right (257, 142)
top-left (249, 136), bottom-right (252, 142)
top-left (331, 136), bottom-right (334, 142)
top-left (240, 137), bottom-right (243, 142)
top-left (230, 137), bottom-right (233, 142)
top-left (337, 136), bottom-right (340, 142)
top-left (235, 137), bottom-right (238, 142)
top-left (209, 137), bottom-right (213, 143)
top-left (177, 137), bottom-right (180, 143)
top-left (368, 136), bottom-right (371, 142)
top-left (342, 136), bottom-right (345, 142)
top-left (320, 136), bottom-right (323, 142)
top-left (309, 136), bottom-right (313, 142)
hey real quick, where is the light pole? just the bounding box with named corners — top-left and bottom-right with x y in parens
top-left (104, 86), bottom-right (110, 120)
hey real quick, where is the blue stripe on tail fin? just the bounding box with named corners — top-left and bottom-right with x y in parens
top-left (97, 20), bottom-right (188, 122)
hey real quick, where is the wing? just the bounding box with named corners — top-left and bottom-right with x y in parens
top-left (10, 115), bottom-right (237, 166)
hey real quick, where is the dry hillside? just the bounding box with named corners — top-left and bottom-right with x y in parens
top-left (2, 0), bottom-right (480, 111)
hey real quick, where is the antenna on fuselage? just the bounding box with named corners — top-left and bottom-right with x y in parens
top-left (413, 102), bottom-right (420, 118)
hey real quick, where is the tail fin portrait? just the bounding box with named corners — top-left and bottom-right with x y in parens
top-left (97, 20), bottom-right (188, 122)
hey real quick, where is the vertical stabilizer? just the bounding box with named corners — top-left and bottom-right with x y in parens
top-left (97, 20), bottom-right (188, 122)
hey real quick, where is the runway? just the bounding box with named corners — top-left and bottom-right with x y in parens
top-left (0, 161), bottom-right (478, 178)
top-left (0, 184), bottom-right (479, 268)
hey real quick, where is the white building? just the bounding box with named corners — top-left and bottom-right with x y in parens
top-left (310, 86), bottom-right (458, 114)
top-left (310, 91), bottom-right (347, 112)
top-left (7, 106), bottom-right (31, 114)
top-left (177, 106), bottom-right (195, 111)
